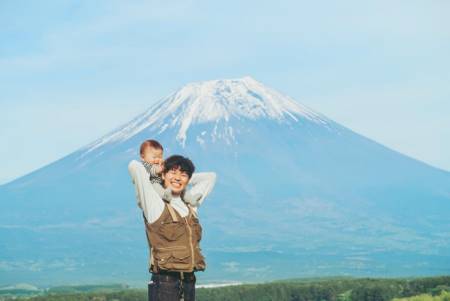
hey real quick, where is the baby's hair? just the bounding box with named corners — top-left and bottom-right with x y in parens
top-left (140, 139), bottom-right (163, 156)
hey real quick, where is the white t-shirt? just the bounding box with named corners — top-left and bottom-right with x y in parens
top-left (128, 160), bottom-right (217, 223)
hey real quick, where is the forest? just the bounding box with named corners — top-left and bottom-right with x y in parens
top-left (1, 275), bottom-right (450, 301)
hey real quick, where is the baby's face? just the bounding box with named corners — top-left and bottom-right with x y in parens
top-left (141, 146), bottom-right (163, 164)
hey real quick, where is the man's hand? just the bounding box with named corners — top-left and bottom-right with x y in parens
top-left (154, 163), bottom-right (164, 174)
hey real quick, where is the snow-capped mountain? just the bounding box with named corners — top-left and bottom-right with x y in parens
top-left (82, 76), bottom-right (330, 152)
top-left (1, 76), bottom-right (450, 286)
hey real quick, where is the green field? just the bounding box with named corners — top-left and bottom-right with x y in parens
top-left (1, 275), bottom-right (450, 301)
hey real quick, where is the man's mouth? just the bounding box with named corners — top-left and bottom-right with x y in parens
top-left (171, 181), bottom-right (182, 189)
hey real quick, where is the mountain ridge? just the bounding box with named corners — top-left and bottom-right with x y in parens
top-left (1, 76), bottom-right (449, 286)
top-left (3, 76), bottom-right (449, 187)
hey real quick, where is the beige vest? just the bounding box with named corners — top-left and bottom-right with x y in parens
top-left (143, 201), bottom-right (206, 273)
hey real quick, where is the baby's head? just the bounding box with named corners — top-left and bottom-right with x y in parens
top-left (140, 139), bottom-right (163, 163)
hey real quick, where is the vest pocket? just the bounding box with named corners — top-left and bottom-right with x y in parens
top-left (155, 246), bottom-right (191, 270)
top-left (158, 221), bottom-right (185, 241)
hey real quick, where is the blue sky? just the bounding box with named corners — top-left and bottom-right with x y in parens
top-left (1, 0), bottom-right (449, 184)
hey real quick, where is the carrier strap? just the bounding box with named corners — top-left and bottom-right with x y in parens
top-left (187, 204), bottom-right (198, 219)
top-left (166, 203), bottom-right (179, 222)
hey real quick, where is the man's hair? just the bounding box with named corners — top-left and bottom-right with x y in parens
top-left (163, 155), bottom-right (195, 179)
top-left (140, 139), bottom-right (163, 156)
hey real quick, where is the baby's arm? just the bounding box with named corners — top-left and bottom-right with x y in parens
top-left (149, 163), bottom-right (163, 178)
top-left (146, 162), bottom-right (168, 200)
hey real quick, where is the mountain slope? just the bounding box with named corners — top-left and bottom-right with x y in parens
top-left (1, 76), bottom-right (449, 286)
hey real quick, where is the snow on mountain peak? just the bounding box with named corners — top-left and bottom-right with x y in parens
top-left (173, 76), bottom-right (323, 123)
top-left (81, 76), bottom-right (331, 153)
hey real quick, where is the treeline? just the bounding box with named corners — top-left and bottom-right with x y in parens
top-left (393, 290), bottom-right (450, 300)
top-left (1, 275), bottom-right (449, 301)
top-left (196, 275), bottom-right (450, 301)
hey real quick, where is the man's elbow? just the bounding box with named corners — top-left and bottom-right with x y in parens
top-left (128, 161), bottom-right (140, 182)
top-left (209, 172), bottom-right (217, 185)
top-left (128, 160), bottom-right (137, 173)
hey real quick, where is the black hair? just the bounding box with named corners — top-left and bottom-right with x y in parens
top-left (163, 155), bottom-right (195, 179)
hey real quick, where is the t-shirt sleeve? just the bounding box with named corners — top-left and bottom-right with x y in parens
top-left (128, 160), bottom-right (165, 223)
top-left (188, 172), bottom-right (217, 207)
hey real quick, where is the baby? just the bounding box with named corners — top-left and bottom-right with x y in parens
top-left (139, 139), bottom-right (202, 206)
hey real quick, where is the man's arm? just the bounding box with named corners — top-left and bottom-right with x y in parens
top-left (188, 172), bottom-right (217, 207)
top-left (128, 160), bottom-right (165, 222)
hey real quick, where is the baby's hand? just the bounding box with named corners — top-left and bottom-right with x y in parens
top-left (154, 164), bottom-right (163, 174)
top-left (149, 158), bottom-right (161, 164)
top-left (150, 158), bottom-right (163, 165)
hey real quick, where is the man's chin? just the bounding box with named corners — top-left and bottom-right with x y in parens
top-left (169, 188), bottom-right (184, 196)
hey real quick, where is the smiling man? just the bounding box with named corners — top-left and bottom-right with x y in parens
top-left (128, 154), bottom-right (216, 301)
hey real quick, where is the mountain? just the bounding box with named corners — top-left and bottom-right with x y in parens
top-left (1, 76), bottom-right (449, 287)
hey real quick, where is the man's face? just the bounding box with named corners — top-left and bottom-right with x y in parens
top-left (141, 147), bottom-right (163, 164)
top-left (162, 166), bottom-right (190, 195)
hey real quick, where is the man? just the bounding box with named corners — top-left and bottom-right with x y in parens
top-left (128, 154), bottom-right (216, 301)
